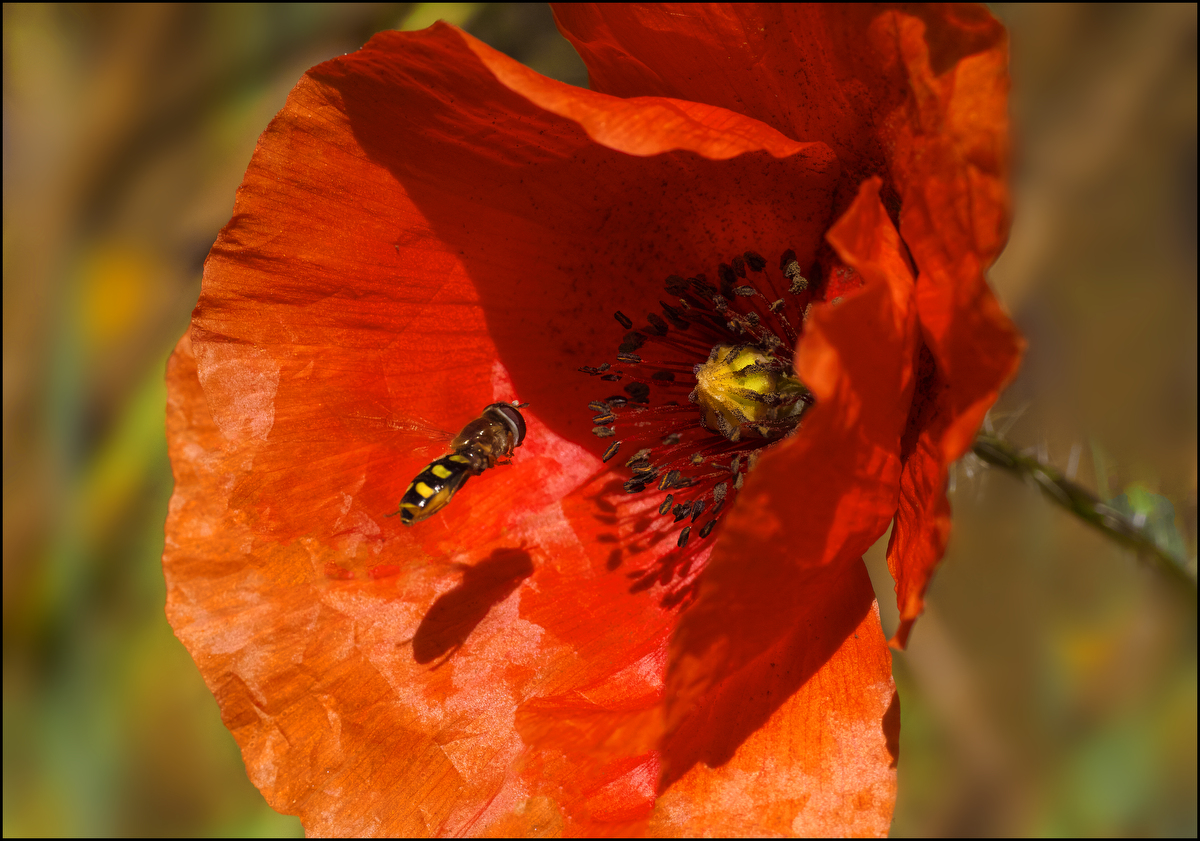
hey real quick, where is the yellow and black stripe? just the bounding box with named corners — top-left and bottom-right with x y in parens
top-left (395, 453), bottom-right (475, 525)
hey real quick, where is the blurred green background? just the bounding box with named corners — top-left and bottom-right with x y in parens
top-left (3, 3), bottom-right (1194, 836)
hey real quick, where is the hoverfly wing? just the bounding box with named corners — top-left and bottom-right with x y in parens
top-left (338, 403), bottom-right (455, 456)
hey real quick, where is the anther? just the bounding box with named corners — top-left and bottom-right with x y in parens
top-left (617, 352), bottom-right (642, 364)
top-left (624, 382), bottom-right (650, 404)
top-left (588, 400), bottom-right (608, 413)
top-left (592, 412), bottom-right (616, 425)
top-left (744, 251), bottom-right (767, 272)
top-left (619, 331), bottom-right (646, 353)
top-left (606, 395), bottom-right (628, 408)
top-left (672, 502), bottom-right (692, 522)
top-left (646, 313), bottom-right (668, 336)
top-left (658, 494), bottom-right (674, 516)
top-left (624, 479), bottom-right (646, 494)
top-left (615, 311), bottom-right (633, 329)
top-left (699, 519), bottom-right (717, 538)
top-left (625, 448), bottom-right (652, 468)
top-left (602, 441), bottom-right (621, 462)
top-left (718, 263), bottom-right (737, 287)
top-left (783, 255), bottom-right (808, 292)
top-left (691, 499), bottom-right (707, 521)
top-left (690, 275), bottom-right (716, 298)
top-left (660, 302), bottom-right (690, 329)
top-left (600, 373), bottom-right (622, 381)
top-left (658, 469), bottom-right (683, 490)
top-left (593, 426), bottom-right (616, 438)
top-left (677, 526), bottom-right (691, 548)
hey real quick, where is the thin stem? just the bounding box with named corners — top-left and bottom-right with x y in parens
top-left (971, 433), bottom-right (1196, 591)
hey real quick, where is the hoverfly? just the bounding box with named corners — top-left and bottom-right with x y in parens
top-left (391, 401), bottom-right (529, 526)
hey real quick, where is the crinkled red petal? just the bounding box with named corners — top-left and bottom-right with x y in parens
top-left (192, 22), bottom-right (837, 548)
top-left (555, 3), bottom-right (1023, 649)
top-left (554, 3), bottom-right (1001, 189)
top-left (653, 178), bottom-right (913, 834)
top-left (872, 11), bottom-right (1024, 647)
top-left (166, 21), bottom-right (914, 837)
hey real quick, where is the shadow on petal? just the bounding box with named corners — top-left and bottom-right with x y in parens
top-left (412, 547), bottom-right (534, 664)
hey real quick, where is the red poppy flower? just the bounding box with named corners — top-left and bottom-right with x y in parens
top-left (164, 4), bottom-right (1021, 836)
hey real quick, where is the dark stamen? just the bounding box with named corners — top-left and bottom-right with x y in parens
top-left (624, 382), bottom-right (650, 403)
top-left (783, 256), bottom-right (808, 292)
top-left (658, 494), bottom-right (674, 516)
top-left (602, 441), bottom-right (621, 462)
top-left (660, 301), bottom-right (690, 329)
top-left (699, 519), bottom-right (717, 538)
top-left (615, 311), bottom-right (633, 329)
top-left (593, 426), bottom-right (616, 438)
top-left (619, 331), bottom-right (646, 352)
top-left (678, 526), bottom-right (691, 548)
top-left (744, 250), bottom-right (767, 272)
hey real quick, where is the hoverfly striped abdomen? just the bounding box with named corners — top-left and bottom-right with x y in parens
top-left (394, 401), bottom-right (528, 525)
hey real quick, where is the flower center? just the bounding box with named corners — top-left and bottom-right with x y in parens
top-left (580, 248), bottom-right (817, 603)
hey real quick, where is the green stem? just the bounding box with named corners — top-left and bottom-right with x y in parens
top-left (971, 434), bottom-right (1196, 591)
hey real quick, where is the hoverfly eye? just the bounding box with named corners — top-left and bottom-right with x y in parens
top-left (485, 402), bottom-right (527, 447)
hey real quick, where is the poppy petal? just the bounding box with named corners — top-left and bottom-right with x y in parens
top-left (169, 22), bottom-right (856, 835)
top-left (554, 4), bottom-right (1004, 188)
top-left (873, 11), bottom-right (1025, 646)
top-left (191, 22), bottom-right (839, 546)
top-left (656, 178), bottom-right (914, 833)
